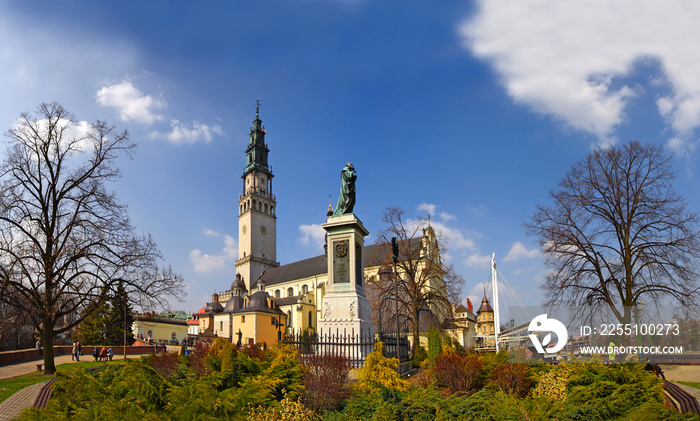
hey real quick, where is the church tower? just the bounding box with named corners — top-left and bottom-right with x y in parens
top-left (236, 102), bottom-right (279, 292)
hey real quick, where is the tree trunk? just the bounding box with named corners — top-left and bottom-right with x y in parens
top-left (42, 319), bottom-right (56, 375)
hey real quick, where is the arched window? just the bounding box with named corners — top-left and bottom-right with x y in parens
top-left (287, 287), bottom-right (294, 297)
top-left (301, 284), bottom-right (308, 295)
top-left (172, 332), bottom-right (177, 341)
top-left (308, 311), bottom-right (313, 327)
top-left (271, 207), bottom-right (274, 215)
top-left (275, 289), bottom-right (280, 299)
top-left (264, 204), bottom-right (268, 213)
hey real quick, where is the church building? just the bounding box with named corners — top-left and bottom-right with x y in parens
top-left (199, 105), bottom-right (458, 347)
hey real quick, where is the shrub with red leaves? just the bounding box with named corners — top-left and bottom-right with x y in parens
top-left (242, 343), bottom-right (267, 362)
top-left (300, 353), bottom-right (351, 412)
top-left (431, 352), bottom-right (483, 395)
top-left (187, 342), bottom-right (210, 378)
top-left (491, 362), bottom-right (531, 397)
top-left (145, 351), bottom-right (180, 381)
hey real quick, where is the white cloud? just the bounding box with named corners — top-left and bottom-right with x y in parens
top-left (149, 119), bottom-right (223, 144)
top-left (439, 212), bottom-right (456, 222)
top-left (417, 203), bottom-right (436, 217)
top-left (461, 1), bottom-right (700, 152)
top-left (12, 117), bottom-right (93, 155)
top-left (428, 220), bottom-right (476, 251)
top-left (189, 230), bottom-right (237, 273)
top-left (504, 241), bottom-right (539, 262)
top-left (298, 224), bottom-right (325, 249)
top-left (96, 80), bottom-right (165, 125)
top-left (464, 252), bottom-right (491, 269)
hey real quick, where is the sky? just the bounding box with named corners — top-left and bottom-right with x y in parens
top-left (2, 1), bottom-right (700, 317)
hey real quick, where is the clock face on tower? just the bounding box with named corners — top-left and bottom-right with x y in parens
top-left (261, 225), bottom-right (267, 235)
top-left (242, 225), bottom-right (247, 234)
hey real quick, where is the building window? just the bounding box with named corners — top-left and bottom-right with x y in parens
top-left (220, 321), bottom-right (223, 331)
top-left (241, 316), bottom-right (245, 323)
top-left (171, 332), bottom-right (177, 341)
top-left (308, 310), bottom-right (313, 327)
top-left (302, 284), bottom-right (308, 295)
top-left (271, 317), bottom-right (276, 325)
top-left (287, 287), bottom-right (294, 297)
top-left (275, 289), bottom-right (280, 299)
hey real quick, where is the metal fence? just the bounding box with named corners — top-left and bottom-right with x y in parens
top-left (283, 329), bottom-right (410, 368)
top-left (377, 331), bottom-right (410, 363)
top-left (283, 330), bottom-right (375, 368)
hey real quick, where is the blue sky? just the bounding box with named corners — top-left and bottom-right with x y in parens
top-left (2, 1), bottom-right (700, 316)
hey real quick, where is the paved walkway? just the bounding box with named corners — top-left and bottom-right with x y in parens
top-left (0, 380), bottom-right (48, 421)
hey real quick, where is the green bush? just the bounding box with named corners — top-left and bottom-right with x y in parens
top-left (354, 342), bottom-right (409, 395)
top-left (411, 345), bottom-right (427, 368)
top-left (427, 328), bottom-right (442, 363)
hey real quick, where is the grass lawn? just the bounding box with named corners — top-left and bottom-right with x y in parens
top-left (0, 359), bottom-right (130, 404)
top-left (676, 380), bottom-right (700, 390)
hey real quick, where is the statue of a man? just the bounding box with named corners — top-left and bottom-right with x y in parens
top-left (332, 162), bottom-right (356, 216)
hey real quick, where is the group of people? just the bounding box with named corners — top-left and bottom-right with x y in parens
top-left (93, 346), bottom-right (113, 362)
top-left (71, 340), bottom-right (82, 361)
top-left (69, 340), bottom-right (112, 362)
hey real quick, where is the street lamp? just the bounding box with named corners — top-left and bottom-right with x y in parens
top-left (275, 316), bottom-right (283, 342)
top-left (391, 237), bottom-right (401, 370)
top-left (378, 264), bottom-right (393, 337)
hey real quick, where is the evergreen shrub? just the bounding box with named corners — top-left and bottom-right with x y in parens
top-left (411, 345), bottom-right (427, 368)
top-left (354, 342), bottom-right (409, 395)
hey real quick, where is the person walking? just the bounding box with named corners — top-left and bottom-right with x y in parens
top-left (76, 340), bottom-right (82, 362)
top-left (36, 339), bottom-right (42, 357)
top-left (71, 341), bottom-right (77, 361)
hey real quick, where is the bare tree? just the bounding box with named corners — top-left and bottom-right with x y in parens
top-left (0, 102), bottom-right (184, 373)
top-left (0, 291), bottom-right (33, 351)
top-left (367, 206), bottom-right (463, 350)
top-left (526, 141), bottom-right (700, 331)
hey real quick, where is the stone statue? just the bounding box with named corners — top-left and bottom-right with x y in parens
top-left (332, 162), bottom-right (356, 216)
top-left (235, 329), bottom-right (243, 347)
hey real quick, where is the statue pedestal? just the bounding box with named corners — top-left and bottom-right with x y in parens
top-left (318, 214), bottom-right (375, 339)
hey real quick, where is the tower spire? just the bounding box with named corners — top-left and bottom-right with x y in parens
top-left (237, 100), bottom-right (279, 292)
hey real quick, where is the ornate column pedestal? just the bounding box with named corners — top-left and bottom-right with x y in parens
top-left (318, 214), bottom-right (375, 340)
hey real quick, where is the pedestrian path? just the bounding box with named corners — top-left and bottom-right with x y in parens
top-left (0, 380), bottom-right (48, 421)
